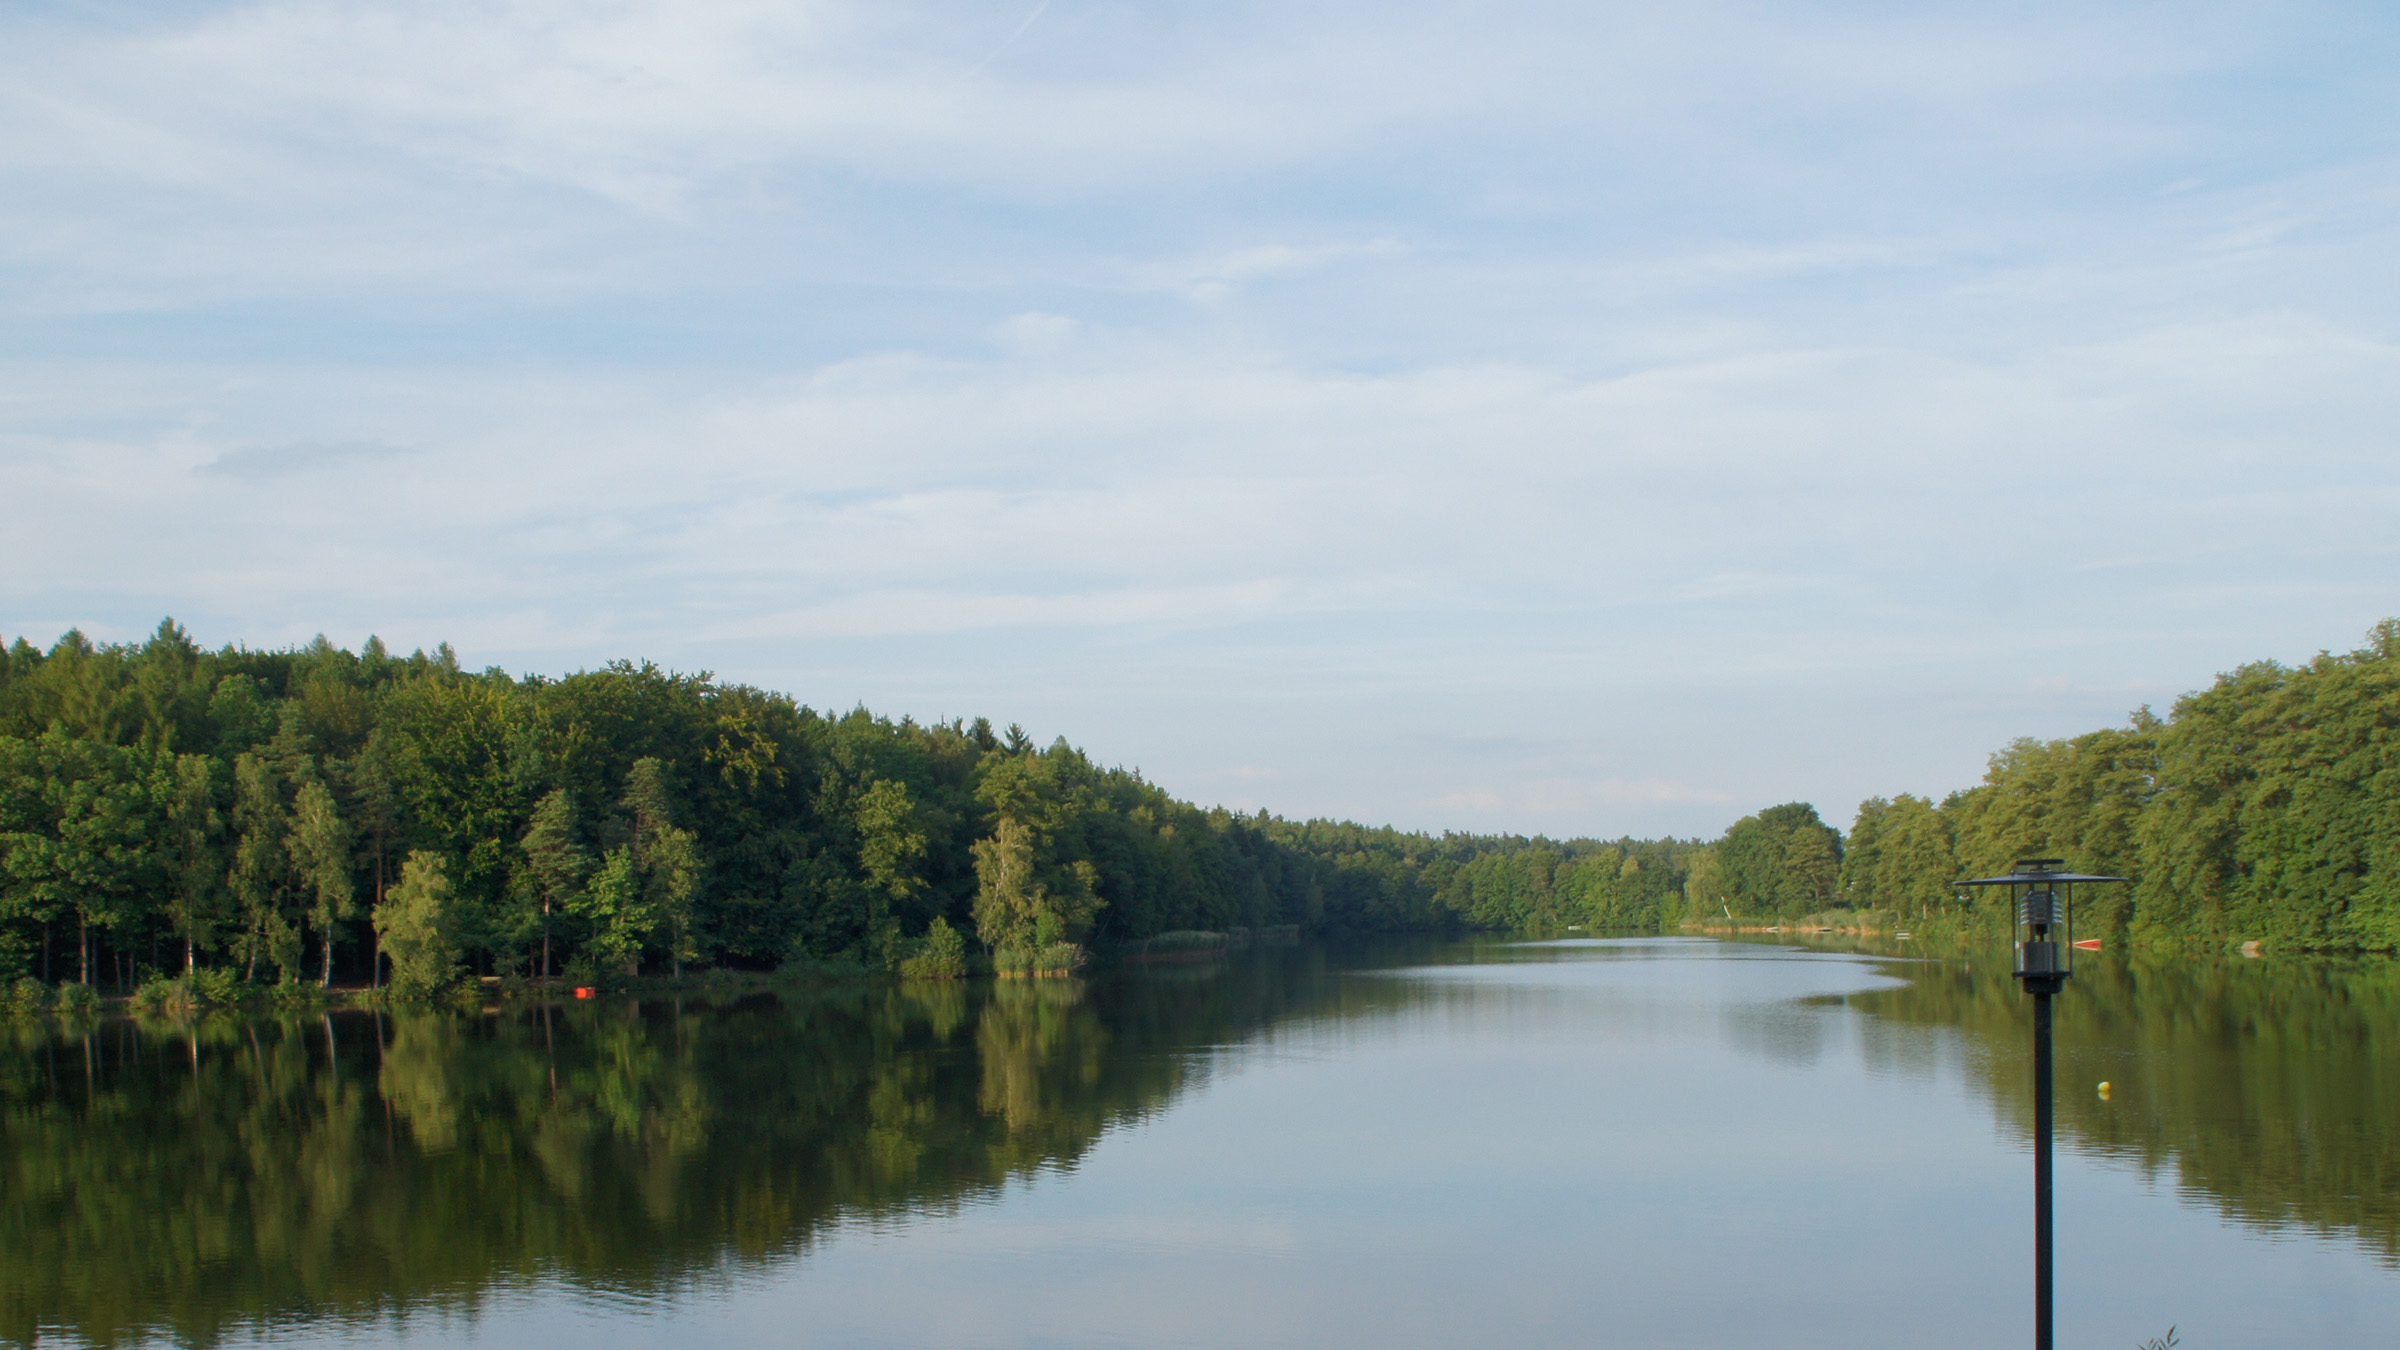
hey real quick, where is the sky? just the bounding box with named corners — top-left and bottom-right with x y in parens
top-left (3, 0), bottom-right (2398, 840)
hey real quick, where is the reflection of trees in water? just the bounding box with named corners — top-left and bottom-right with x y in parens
top-left (0, 950), bottom-right (1335, 1348)
top-left (1844, 953), bottom-right (2400, 1267)
top-left (1720, 1000), bottom-right (1833, 1068)
top-left (12, 944), bottom-right (2389, 1346)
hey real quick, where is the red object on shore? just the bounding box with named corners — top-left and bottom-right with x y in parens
top-left (573, 986), bottom-right (596, 999)
top-left (2072, 939), bottom-right (2102, 951)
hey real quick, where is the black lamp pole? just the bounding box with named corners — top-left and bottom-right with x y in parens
top-left (2030, 967), bottom-right (2057, 1350)
top-left (1959, 859), bottom-right (2124, 1350)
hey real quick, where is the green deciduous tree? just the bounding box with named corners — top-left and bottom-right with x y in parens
top-left (1717, 802), bottom-right (1843, 917)
top-left (288, 778), bottom-right (355, 987)
top-left (570, 847), bottom-right (653, 977)
top-left (621, 756), bottom-right (704, 976)
top-left (157, 752), bottom-right (225, 974)
top-left (230, 751), bottom-right (299, 983)
top-left (377, 851), bottom-right (459, 998)
top-left (971, 753), bottom-right (1104, 960)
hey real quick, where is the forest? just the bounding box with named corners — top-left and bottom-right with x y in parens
top-left (1819, 618), bottom-right (2400, 952)
top-left (0, 621), bottom-right (1691, 993)
top-left (3, 614), bottom-right (2396, 995)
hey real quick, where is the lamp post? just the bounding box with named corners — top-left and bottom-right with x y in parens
top-left (1957, 859), bottom-right (2125, 1350)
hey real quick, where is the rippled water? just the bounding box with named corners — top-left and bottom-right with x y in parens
top-left (5, 938), bottom-right (2396, 1348)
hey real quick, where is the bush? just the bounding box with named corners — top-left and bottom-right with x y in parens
top-left (898, 917), bottom-right (968, 981)
top-left (129, 975), bottom-right (190, 1014)
top-left (993, 942), bottom-right (1083, 979)
top-left (266, 980), bottom-right (325, 1008)
top-left (53, 982), bottom-right (101, 1017)
top-left (4, 978), bottom-right (47, 1018)
top-left (190, 967), bottom-right (242, 1007)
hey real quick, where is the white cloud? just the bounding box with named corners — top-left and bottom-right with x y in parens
top-left (0, 0), bottom-right (2320, 309)
top-left (9, 310), bottom-right (2394, 659)
top-left (3, 0), bottom-right (2398, 836)
top-left (199, 438), bottom-right (412, 479)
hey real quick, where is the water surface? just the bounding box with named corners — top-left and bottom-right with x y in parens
top-left (5, 938), bottom-right (2396, 1348)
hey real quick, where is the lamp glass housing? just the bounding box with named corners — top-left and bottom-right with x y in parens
top-left (1957, 859), bottom-right (2125, 988)
top-left (2013, 868), bottom-right (2071, 980)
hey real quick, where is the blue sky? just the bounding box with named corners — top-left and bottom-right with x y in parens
top-left (4, 0), bottom-right (2398, 838)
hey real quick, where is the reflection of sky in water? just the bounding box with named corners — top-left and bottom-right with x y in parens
top-left (275, 940), bottom-right (2399, 1350)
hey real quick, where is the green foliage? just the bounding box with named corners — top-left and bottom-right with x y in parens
top-left (52, 982), bottom-right (99, 1017)
top-left (1429, 837), bottom-right (1696, 931)
top-left (188, 966), bottom-right (240, 1007)
top-left (2137, 1328), bottom-right (2179, 1350)
top-left (1837, 620), bottom-right (2400, 952)
top-left (992, 942), bottom-right (1084, 979)
top-left (519, 788), bottom-right (589, 979)
top-left (127, 974), bottom-right (186, 1014)
top-left (8, 613), bottom-right (2399, 986)
top-left (376, 851), bottom-right (459, 999)
top-left (1838, 795), bottom-right (1957, 921)
top-left (623, 757), bottom-right (702, 975)
top-left (898, 915), bottom-right (967, 980)
top-left (3, 977), bottom-right (44, 1017)
top-left (971, 754), bottom-right (1105, 952)
top-left (288, 777), bottom-right (355, 986)
top-left (1716, 802), bottom-right (1843, 918)
top-left (158, 752), bottom-right (224, 972)
top-left (7, 620), bottom-right (1611, 983)
top-left (570, 846), bottom-right (653, 978)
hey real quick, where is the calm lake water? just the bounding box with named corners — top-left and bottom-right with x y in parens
top-left (6, 937), bottom-right (2398, 1349)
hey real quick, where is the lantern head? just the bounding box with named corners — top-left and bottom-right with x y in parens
top-left (1957, 859), bottom-right (2125, 992)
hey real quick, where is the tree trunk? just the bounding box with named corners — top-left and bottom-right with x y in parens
top-left (321, 926), bottom-right (334, 989)
top-left (79, 914), bottom-right (90, 985)
top-left (186, 936), bottom-right (195, 977)
top-left (372, 841), bottom-right (386, 990)
top-left (541, 899), bottom-right (551, 980)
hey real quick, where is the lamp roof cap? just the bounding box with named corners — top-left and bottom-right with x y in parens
top-left (1957, 858), bottom-right (2126, 887)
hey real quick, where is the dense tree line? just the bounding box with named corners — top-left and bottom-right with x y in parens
top-left (0, 622), bottom-right (1707, 991)
top-left (1709, 620), bottom-right (2400, 952)
top-left (10, 614), bottom-right (2395, 984)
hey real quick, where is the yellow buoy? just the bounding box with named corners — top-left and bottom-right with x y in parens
top-left (2097, 1081), bottom-right (2113, 1099)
